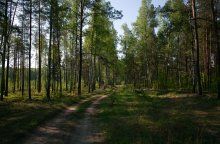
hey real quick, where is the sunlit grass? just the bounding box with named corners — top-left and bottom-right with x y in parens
top-left (97, 90), bottom-right (220, 144)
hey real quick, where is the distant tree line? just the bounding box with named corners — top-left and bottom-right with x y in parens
top-left (0, 0), bottom-right (219, 101)
top-left (121, 0), bottom-right (220, 99)
top-left (0, 0), bottom-right (122, 101)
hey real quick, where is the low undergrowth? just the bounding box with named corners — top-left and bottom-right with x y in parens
top-left (97, 90), bottom-right (220, 144)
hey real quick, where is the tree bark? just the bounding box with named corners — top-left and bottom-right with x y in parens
top-left (13, 43), bottom-right (17, 93)
top-left (5, 42), bottom-right (10, 96)
top-left (191, 0), bottom-right (202, 96)
top-left (78, 0), bottom-right (84, 96)
top-left (46, 2), bottom-right (53, 101)
top-left (5, 0), bottom-right (13, 96)
top-left (38, 0), bottom-right (41, 93)
top-left (211, 0), bottom-right (220, 99)
top-left (1, 0), bottom-right (8, 100)
top-left (28, 0), bottom-right (32, 100)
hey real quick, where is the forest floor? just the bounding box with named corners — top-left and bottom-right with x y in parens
top-left (0, 90), bottom-right (108, 144)
top-left (0, 89), bottom-right (220, 144)
top-left (96, 90), bottom-right (220, 144)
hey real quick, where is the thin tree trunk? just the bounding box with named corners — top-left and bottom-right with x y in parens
top-left (13, 44), bottom-right (17, 93)
top-left (0, 34), bottom-right (3, 50)
top-left (208, 30), bottom-right (212, 90)
top-left (38, 0), bottom-right (41, 93)
top-left (52, 33), bottom-right (55, 92)
top-left (74, 17), bottom-right (78, 93)
top-left (191, 0), bottom-right (202, 96)
top-left (98, 59), bottom-right (101, 88)
top-left (177, 35), bottom-right (181, 88)
top-left (92, 55), bottom-right (96, 91)
top-left (78, 0), bottom-right (84, 96)
top-left (190, 18), bottom-right (196, 93)
top-left (88, 53), bottom-right (92, 93)
top-left (28, 0), bottom-right (32, 100)
top-left (70, 39), bottom-right (74, 92)
top-left (46, 2), bottom-right (53, 101)
top-left (211, 0), bottom-right (220, 99)
top-left (17, 51), bottom-right (20, 90)
top-left (21, 48), bottom-right (24, 97)
top-left (35, 55), bottom-right (37, 90)
top-left (65, 44), bottom-right (68, 91)
top-left (5, 0), bottom-right (13, 96)
top-left (5, 42), bottom-right (10, 96)
top-left (205, 28), bottom-right (209, 90)
top-left (1, 0), bottom-right (8, 100)
top-left (57, 29), bottom-right (62, 96)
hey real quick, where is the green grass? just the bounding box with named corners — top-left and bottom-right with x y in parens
top-left (97, 90), bottom-right (220, 144)
top-left (0, 93), bottom-right (87, 144)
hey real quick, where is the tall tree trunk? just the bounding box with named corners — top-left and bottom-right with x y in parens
top-left (21, 46), bottom-right (24, 97)
top-left (211, 0), bottom-right (220, 99)
top-left (13, 45), bottom-right (17, 93)
top-left (190, 19), bottom-right (196, 93)
top-left (57, 29), bottom-right (62, 96)
top-left (191, 0), bottom-right (202, 96)
top-left (204, 28), bottom-right (209, 90)
top-left (92, 55), bottom-right (96, 91)
top-left (177, 35), bottom-right (181, 88)
top-left (46, 2), bottom-right (53, 101)
top-left (17, 51), bottom-right (20, 90)
top-left (1, 0), bottom-right (8, 100)
top-left (5, 0), bottom-right (13, 96)
top-left (78, 0), bottom-right (84, 96)
top-left (88, 53), bottom-right (92, 93)
top-left (98, 59), bottom-right (101, 88)
top-left (208, 30), bottom-right (212, 90)
top-left (89, 23), bottom-right (95, 92)
top-left (38, 0), bottom-right (41, 93)
top-left (5, 42), bottom-right (10, 96)
top-left (65, 44), bottom-right (68, 91)
top-left (54, 0), bottom-right (62, 95)
top-left (52, 34), bottom-right (55, 92)
top-left (35, 56), bottom-right (37, 90)
top-left (0, 34), bottom-right (3, 50)
top-left (70, 38), bottom-right (74, 92)
top-left (28, 0), bottom-right (32, 100)
top-left (74, 15), bottom-right (78, 93)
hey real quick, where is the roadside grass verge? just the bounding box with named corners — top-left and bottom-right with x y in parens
top-left (97, 90), bottom-right (220, 144)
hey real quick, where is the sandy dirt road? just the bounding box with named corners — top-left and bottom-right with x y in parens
top-left (24, 95), bottom-right (106, 144)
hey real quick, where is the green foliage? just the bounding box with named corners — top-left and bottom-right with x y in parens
top-left (83, 0), bottom-right (120, 89)
top-left (121, 0), bottom-right (159, 89)
top-left (109, 91), bottom-right (118, 107)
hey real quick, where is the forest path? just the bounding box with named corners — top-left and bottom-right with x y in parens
top-left (24, 95), bottom-right (106, 144)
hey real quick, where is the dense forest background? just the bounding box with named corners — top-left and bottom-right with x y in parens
top-left (0, 0), bottom-right (220, 101)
